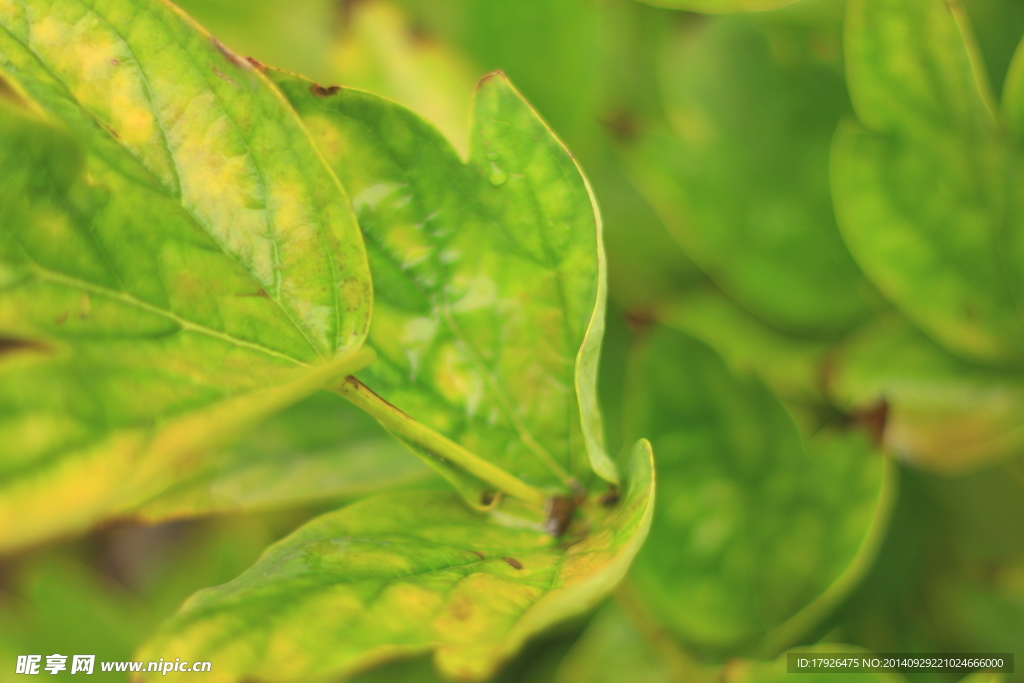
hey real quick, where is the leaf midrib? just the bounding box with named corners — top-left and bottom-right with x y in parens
top-left (336, 102), bottom-right (574, 484)
top-left (3, 1), bottom-right (344, 358)
top-left (28, 262), bottom-right (310, 365)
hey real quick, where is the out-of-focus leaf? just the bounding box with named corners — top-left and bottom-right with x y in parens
top-left (629, 0), bottom-right (802, 14)
top-left (827, 316), bottom-right (1024, 474)
top-left (133, 392), bottom-right (430, 522)
top-left (722, 645), bottom-right (906, 683)
top-left (272, 70), bottom-right (618, 495)
top-left (137, 440), bottom-right (654, 682)
top-left (917, 458), bottom-right (1024, 662)
top-left (331, 1), bottom-right (476, 159)
top-left (0, 554), bottom-right (154, 682)
top-left (834, 0), bottom-right (1024, 365)
top-left (658, 289), bottom-right (831, 404)
top-left (624, 327), bottom-right (895, 659)
top-left (963, 0), bottom-right (1024, 91)
top-left (554, 601), bottom-right (695, 683)
top-left (0, 0), bottom-right (372, 550)
top-left (170, 0), bottom-right (338, 84)
top-left (626, 17), bottom-right (873, 335)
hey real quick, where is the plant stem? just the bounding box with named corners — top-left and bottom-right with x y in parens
top-left (332, 376), bottom-right (549, 508)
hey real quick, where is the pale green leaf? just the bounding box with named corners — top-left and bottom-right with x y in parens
top-left (834, 0), bottom-right (1024, 364)
top-left (0, 0), bottom-right (372, 550)
top-left (137, 440), bottom-right (654, 682)
top-left (270, 70), bottom-right (618, 495)
top-left (626, 17), bottom-right (874, 335)
top-left (827, 316), bottom-right (1024, 474)
top-left (624, 326), bottom-right (895, 659)
top-left (133, 391), bottom-right (431, 522)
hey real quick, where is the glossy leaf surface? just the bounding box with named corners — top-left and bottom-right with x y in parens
top-left (272, 70), bottom-right (617, 494)
top-left (0, 0), bottom-right (372, 550)
top-left (138, 440), bottom-right (654, 682)
top-left (833, 0), bottom-right (1024, 364)
top-left (624, 326), bottom-right (894, 659)
top-left (828, 316), bottom-right (1024, 474)
top-left (626, 16), bottom-right (873, 335)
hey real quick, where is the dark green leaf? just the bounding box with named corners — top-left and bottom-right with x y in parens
top-left (625, 17), bottom-right (874, 335)
top-left (138, 440), bottom-right (654, 682)
top-left (624, 326), bottom-right (894, 659)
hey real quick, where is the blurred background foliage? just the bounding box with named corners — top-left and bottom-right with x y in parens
top-left (2, 0), bottom-right (1024, 680)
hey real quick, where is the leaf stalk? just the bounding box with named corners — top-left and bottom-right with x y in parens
top-left (332, 376), bottom-right (549, 508)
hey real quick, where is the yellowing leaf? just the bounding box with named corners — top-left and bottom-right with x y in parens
top-left (0, 0), bottom-right (372, 550)
top-left (137, 440), bottom-right (654, 682)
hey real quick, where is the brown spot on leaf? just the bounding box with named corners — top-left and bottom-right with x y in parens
top-left (337, 0), bottom-right (369, 28)
top-left (851, 399), bottom-right (888, 448)
top-left (0, 337), bottom-right (50, 358)
top-left (408, 20), bottom-right (431, 45)
top-left (501, 557), bottom-right (523, 570)
top-left (470, 551), bottom-right (485, 561)
top-left (246, 56), bottom-right (267, 73)
top-left (103, 124), bottom-right (120, 140)
top-left (110, 59), bottom-right (119, 65)
top-left (54, 310), bottom-right (69, 326)
top-left (212, 38), bottom-right (251, 70)
top-left (603, 110), bottom-right (638, 143)
top-left (310, 83), bottom-right (341, 98)
top-left (545, 495), bottom-right (577, 537)
top-left (599, 486), bottom-right (620, 508)
top-left (80, 294), bottom-right (91, 319)
top-left (238, 288), bottom-right (270, 299)
top-left (623, 309), bottom-right (655, 335)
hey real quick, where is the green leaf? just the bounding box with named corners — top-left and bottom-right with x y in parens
top-left (270, 70), bottom-right (618, 496)
top-left (137, 439), bottom-right (654, 682)
top-left (623, 326), bottom-right (895, 659)
top-left (834, 0), bottom-right (1024, 365)
top-left (555, 607), bottom-right (910, 683)
top-left (629, 0), bottom-right (803, 13)
top-left (625, 16), bottom-right (874, 335)
top-left (720, 645), bottom-right (906, 683)
top-left (828, 316), bottom-right (1024, 474)
top-left (553, 601), bottom-right (693, 683)
top-left (0, 0), bottom-right (372, 550)
top-left (658, 289), bottom-right (831, 405)
top-left (133, 391), bottom-right (431, 522)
